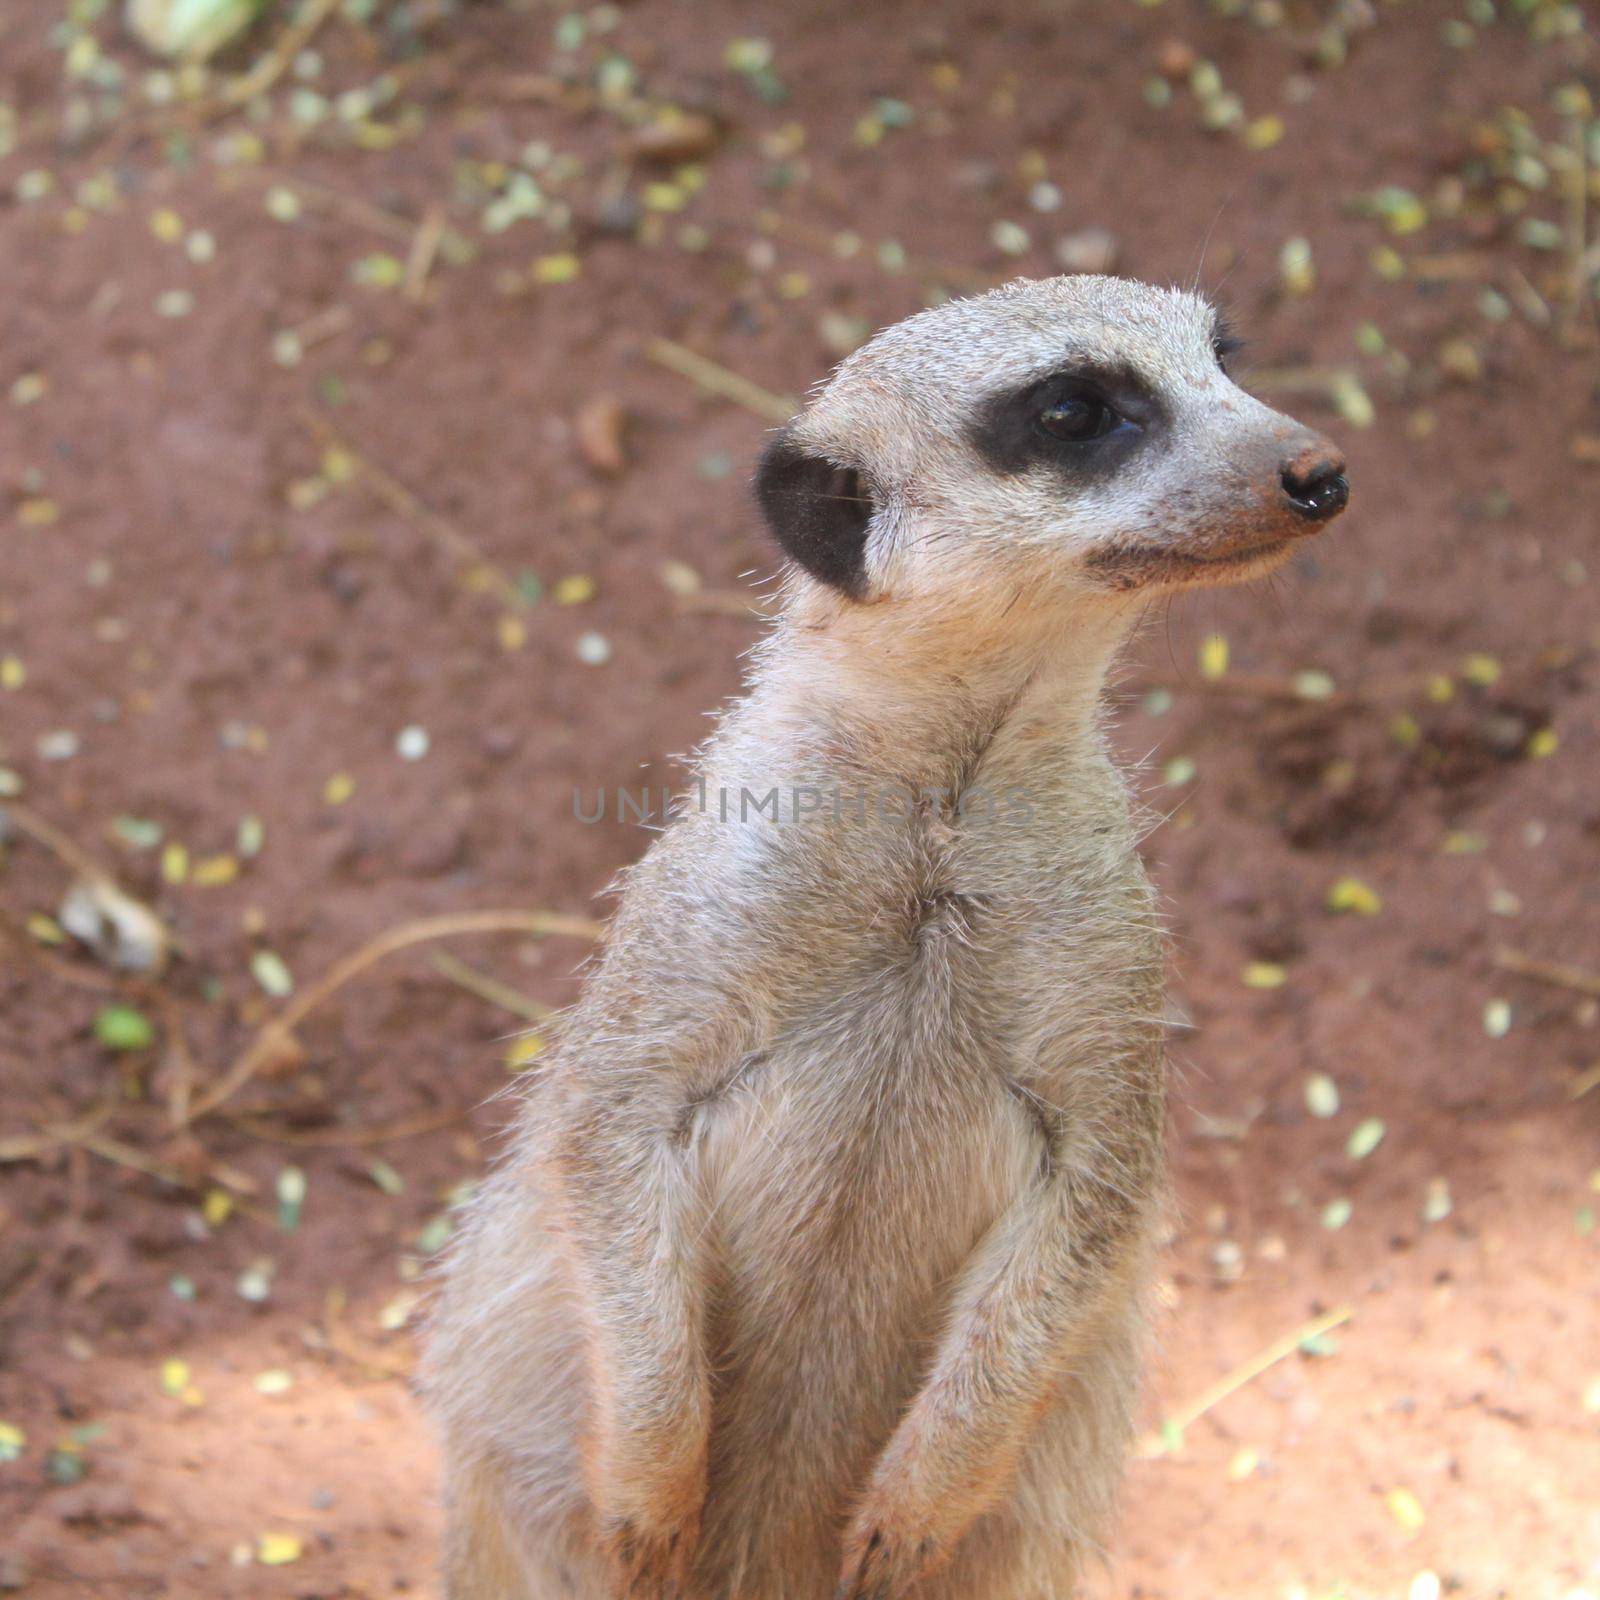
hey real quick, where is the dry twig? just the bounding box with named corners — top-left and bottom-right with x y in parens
top-left (1563, 111), bottom-right (1592, 325)
top-left (1492, 947), bottom-right (1600, 1001)
top-left (183, 910), bottom-right (603, 1124)
top-left (404, 204), bottom-right (447, 303)
top-left (1138, 1303), bottom-right (1355, 1458)
top-left (228, 1105), bottom-right (472, 1147)
top-left (644, 338), bottom-right (797, 423)
top-left (1, 801), bottom-right (107, 882)
top-left (212, 0), bottom-right (344, 114)
top-left (301, 411), bottom-right (528, 609)
top-left (429, 949), bottom-right (554, 1021)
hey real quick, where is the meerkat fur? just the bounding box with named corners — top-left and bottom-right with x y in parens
top-left (424, 274), bottom-right (1348, 1600)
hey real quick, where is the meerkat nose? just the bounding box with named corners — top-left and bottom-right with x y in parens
top-left (1280, 442), bottom-right (1349, 522)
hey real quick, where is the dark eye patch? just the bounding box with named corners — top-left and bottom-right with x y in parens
top-left (968, 361), bottom-right (1163, 483)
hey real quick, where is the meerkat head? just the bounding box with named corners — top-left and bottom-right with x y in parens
top-left (755, 275), bottom-right (1347, 609)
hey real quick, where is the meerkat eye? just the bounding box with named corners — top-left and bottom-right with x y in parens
top-left (1211, 318), bottom-right (1245, 370)
top-left (1037, 391), bottom-right (1121, 443)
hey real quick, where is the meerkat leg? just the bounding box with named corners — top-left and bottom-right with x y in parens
top-left (835, 1134), bottom-right (1156, 1600)
top-left (548, 1096), bottom-right (713, 1594)
top-left (441, 1453), bottom-right (533, 1599)
top-left (442, 1449), bottom-right (613, 1600)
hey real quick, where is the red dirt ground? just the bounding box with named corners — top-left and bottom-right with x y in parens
top-left (2, 1), bottom-right (1598, 1596)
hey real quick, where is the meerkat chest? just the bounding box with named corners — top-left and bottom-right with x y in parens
top-left (694, 824), bottom-right (1161, 1161)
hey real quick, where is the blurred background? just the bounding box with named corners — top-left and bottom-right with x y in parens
top-left (2, 0), bottom-right (1598, 1595)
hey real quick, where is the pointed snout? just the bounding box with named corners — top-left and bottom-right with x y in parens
top-left (1279, 438), bottom-right (1349, 523)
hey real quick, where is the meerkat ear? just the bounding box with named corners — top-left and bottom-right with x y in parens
top-left (754, 433), bottom-right (874, 598)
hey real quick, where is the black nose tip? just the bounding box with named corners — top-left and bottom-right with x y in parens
top-left (1282, 454), bottom-right (1349, 521)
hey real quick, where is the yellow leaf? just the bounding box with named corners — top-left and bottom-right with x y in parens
top-left (1198, 634), bottom-right (1229, 680)
top-left (256, 1532), bottom-right (304, 1566)
top-left (1326, 876), bottom-right (1382, 916)
top-left (1387, 1487), bottom-right (1426, 1532)
top-left (18, 498), bottom-right (60, 526)
top-left (321, 446), bottom-right (358, 484)
top-left (642, 182), bottom-right (687, 212)
top-left (323, 772), bottom-right (355, 805)
top-left (506, 1034), bottom-right (547, 1070)
top-left (1388, 712), bottom-right (1421, 748)
top-left (202, 1188), bottom-right (233, 1228)
top-left (160, 1358), bottom-right (190, 1396)
top-left (1279, 236), bottom-right (1315, 295)
top-left (1242, 114), bottom-right (1284, 151)
top-left (532, 253), bottom-right (582, 284)
top-left (192, 854), bottom-right (240, 887)
top-left (552, 574), bottom-right (597, 606)
top-left (0, 656), bottom-right (25, 690)
top-left (161, 842), bottom-right (190, 884)
top-left (1242, 962), bottom-right (1287, 989)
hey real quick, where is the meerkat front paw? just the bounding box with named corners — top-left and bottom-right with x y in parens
top-left (834, 1526), bottom-right (936, 1600)
top-left (834, 1473), bottom-right (950, 1600)
top-left (602, 1504), bottom-right (701, 1598)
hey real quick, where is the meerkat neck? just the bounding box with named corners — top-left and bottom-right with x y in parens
top-left (738, 583), bottom-right (1136, 797)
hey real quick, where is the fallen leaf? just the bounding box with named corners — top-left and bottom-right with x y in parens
top-left (256, 1532), bottom-right (303, 1566)
top-left (574, 396), bottom-right (628, 475)
top-left (1387, 1487), bottom-right (1426, 1532)
top-left (94, 1004), bottom-right (156, 1052)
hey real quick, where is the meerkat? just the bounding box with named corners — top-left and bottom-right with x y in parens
top-left (424, 274), bottom-right (1348, 1600)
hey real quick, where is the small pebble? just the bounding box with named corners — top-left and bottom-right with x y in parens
top-left (576, 631), bottom-right (612, 666)
top-left (38, 730), bottom-right (80, 761)
top-left (1054, 227), bottom-right (1119, 275)
top-left (1422, 1177), bottom-right (1452, 1222)
top-left (237, 1263), bottom-right (273, 1303)
top-left (396, 724), bottom-right (430, 761)
top-left (990, 220), bottom-right (1032, 256)
top-left (1305, 1073), bottom-right (1340, 1118)
top-left (1347, 1118), bottom-right (1386, 1160)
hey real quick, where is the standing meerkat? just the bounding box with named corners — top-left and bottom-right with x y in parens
top-left (424, 274), bottom-right (1348, 1599)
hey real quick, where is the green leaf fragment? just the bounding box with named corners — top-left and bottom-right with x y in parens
top-left (276, 1166), bottom-right (306, 1232)
top-left (94, 1004), bottom-right (155, 1051)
